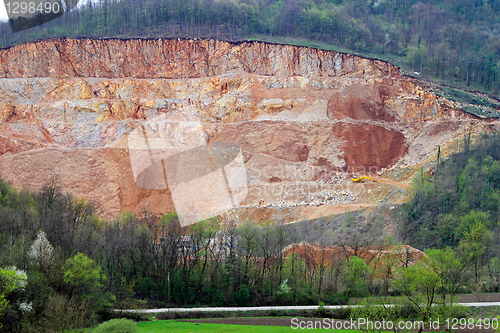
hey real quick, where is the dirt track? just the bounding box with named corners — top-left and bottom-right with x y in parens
top-left (371, 176), bottom-right (410, 204)
top-left (292, 175), bottom-right (411, 219)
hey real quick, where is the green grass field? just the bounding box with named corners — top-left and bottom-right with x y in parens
top-left (135, 320), bottom-right (362, 332)
top-left (82, 318), bottom-right (446, 332)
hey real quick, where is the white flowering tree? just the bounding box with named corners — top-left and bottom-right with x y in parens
top-left (29, 230), bottom-right (54, 270)
top-left (0, 266), bottom-right (29, 328)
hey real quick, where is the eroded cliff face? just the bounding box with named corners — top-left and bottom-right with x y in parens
top-left (0, 38), bottom-right (497, 222)
top-left (0, 38), bottom-right (396, 78)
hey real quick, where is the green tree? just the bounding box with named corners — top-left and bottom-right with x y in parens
top-left (458, 219), bottom-right (492, 284)
top-left (392, 263), bottom-right (440, 332)
top-left (42, 294), bottom-right (91, 333)
top-left (62, 253), bottom-right (103, 300)
top-left (406, 43), bottom-right (427, 72)
top-left (457, 210), bottom-right (491, 237)
top-left (422, 248), bottom-right (463, 305)
top-left (344, 256), bottom-right (369, 297)
top-left (0, 267), bottom-right (28, 328)
top-left (488, 257), bottom-right (500, 292)
top-left (281, 251), bottom-right (309, 304)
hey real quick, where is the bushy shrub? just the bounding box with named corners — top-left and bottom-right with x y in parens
top-left (317, 301), bottom-right (325, 316)
top-left (97, 308), bottom-right (149, 323)
top-left (94, 318), bottom-right (138, 333)
top-left (43, 294), bottom-right (91, 333)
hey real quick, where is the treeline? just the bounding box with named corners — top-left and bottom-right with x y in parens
top-left (0, 0), bottom-right (499, 97)
top-left (0, 178), bottom-right (371, 331)
top-left (1, 171), bottom-right (500, 331)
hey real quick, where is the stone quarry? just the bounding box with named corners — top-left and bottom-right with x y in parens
top-left (0, 38), bottom-right (498, 223)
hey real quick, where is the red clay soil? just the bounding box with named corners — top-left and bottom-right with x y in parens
top-left (327, 82), bottom-right (398, 122)
top-left (334, 122), bottom-right (408, 171)
top-left (325, 81), bottom-right (408, 171)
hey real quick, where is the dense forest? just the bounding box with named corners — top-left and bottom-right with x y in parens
top-left (2, 136), bottom-right (500, 331)
top-left (1, 0), bottom-right (500, 98)
top-left (404, 133), bottom-right (500, 285)
top-left (405, 133), bottom-right (500, 250)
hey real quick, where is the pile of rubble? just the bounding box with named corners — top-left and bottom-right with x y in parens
top-left (244, 188), bottom-right (358, 208)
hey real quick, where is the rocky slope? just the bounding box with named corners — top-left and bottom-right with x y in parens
top-left (0, 38), bottom-right (498, 223)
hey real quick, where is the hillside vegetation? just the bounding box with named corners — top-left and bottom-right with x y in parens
top-left (2, 135), bottom-right (500, 330)
top-left (404, 134), bottom-right (500, 286)
top-left (405, 134), bottom-right (500, 250)
top-left (1, 0), bottom-right (500, 99)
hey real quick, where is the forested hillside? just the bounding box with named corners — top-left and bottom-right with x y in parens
top-left (1, 0), bottom-right (500, 98)
top-left (406, 134), bottom-right (500, 248)
top-left (404, 133), bottom-right (500, 284)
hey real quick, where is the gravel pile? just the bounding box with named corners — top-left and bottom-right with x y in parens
top-left (242, 188), bottom-right (358, 208)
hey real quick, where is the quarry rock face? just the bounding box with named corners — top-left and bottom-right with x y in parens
top-left (0, 38), bottom-right (497, 221)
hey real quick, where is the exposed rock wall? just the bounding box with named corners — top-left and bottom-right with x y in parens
top-left (0, 38), bottom-right (396, 79)
top-left (0, 38), bottom-right (496, 220)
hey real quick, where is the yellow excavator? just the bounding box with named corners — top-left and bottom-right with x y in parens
top-left (351, 176), bottom-right (373, 182)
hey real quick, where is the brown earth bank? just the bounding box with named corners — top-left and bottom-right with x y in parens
top-left (281, 241), bottom-right (424, 271)
top-left (0, 38), bottom-right (499, 222)
top-left (456, 293), bottom-right (500, 303)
